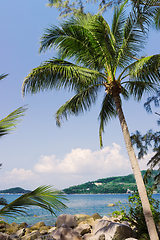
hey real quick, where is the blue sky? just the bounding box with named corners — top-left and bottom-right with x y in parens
top-left (0, 0), bottom-right (160, 191)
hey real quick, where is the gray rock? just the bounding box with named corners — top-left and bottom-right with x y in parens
top-left (16, 228), bottom-right (25, 237)
top-left (21, 230), bottom-right (40, 240)
top-left (125, 238), bottom-right (138, 240)
top-left (75, 223), bottom-right (91, 235)
top-left (91, 213), bottom-right (102, 221)
top-left (95, 222), bottom-right (132, 240)
top-left (57, 214), bottom-right (77, 228)
top-left (98, 234), bottom-right (105, 240)
top-left (51, 225), bottom-right (82, 240)
top-left (92, 219), bottom-right (111, 234)
top-left (0, 232), bottom-right (12, 240)
top-left (82, 233), bottom-right (94, 240)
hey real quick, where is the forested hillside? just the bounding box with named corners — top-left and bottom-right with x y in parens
top-left (0, 187), bottom-right (30, 194)
top-left (63, 171), bottom-right (159, 194)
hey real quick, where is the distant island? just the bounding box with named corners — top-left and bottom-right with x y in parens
top-left (62, 170), bottom-right (160, 194)
top-left (0, 187), bottom-right (30, 194)
top-left (0, 171), bottom-right (159, 194)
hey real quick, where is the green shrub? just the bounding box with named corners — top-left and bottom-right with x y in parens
top-left (110, 188), bottom-right (160, 239)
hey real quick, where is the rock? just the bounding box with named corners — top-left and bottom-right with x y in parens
top-left (9, 234), bottom-right (20, 239)
top-left (94, 222), bottom-right (133, 240)
top-left (107, 203), bottom-right (115, 207)
top-left (48, 227), bottom-right (56, 234)
top-left (91, 213), bottom-right (102, 221)
top-left (15, 228), bottom-right (25, 237)
top-left (21, 230), bottom-right (40, 240)
top-left (99, 234), bottom-right (105, 240)
top-left (0, 232), bottom-right (12, 240)
top-left (39, 226), bottom-right (51, 232)
top-left (121, 221), bottom-right (130, 227)
top-left (78, 217), bottom-right (95, 227)
top-left (10, 223), bottom-right (19, 228)
top-left (125, 239), bottom-right (138, 240)
top-left (92, 219), bottom-right (111, 234)
top-left (51, 225), bottom-right (82, 240)
top-left (83, 233), bottom-right (94, 240)
top-left (57, 214), bottom-right (77, 228)
top-left (19, 222), bottom-right (28, 228)
top-left (24, 228), bottom-right (31, 235)
top-left (30, 222), bottom-right (45, 230)
top-left (75, 223), bottom-right (91, 235)
top-left (39, 229), bottom-right (48, 235)
top-left (6, 225), bottom-right (19, 235)
top-left (74, 214), bottom-right (91, 225)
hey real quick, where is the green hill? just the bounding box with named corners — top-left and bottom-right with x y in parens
top-left (63, 170), bottom-right (159, 194)
top-left (0, 187), bottom-right (30, 194)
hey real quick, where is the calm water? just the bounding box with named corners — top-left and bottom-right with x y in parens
top-left (1, 194), bottom-right (160, 226)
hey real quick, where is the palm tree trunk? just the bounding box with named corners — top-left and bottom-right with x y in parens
top-left (113, 93), bottom-right (159, 240)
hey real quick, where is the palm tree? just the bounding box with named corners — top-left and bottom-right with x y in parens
top-left (22, 1), bottom-right (160, 239)
top-left (0, 185), bottom-right (67, 218)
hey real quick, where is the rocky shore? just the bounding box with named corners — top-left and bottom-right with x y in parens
top-left (0, 212), bottom-right (157, 240)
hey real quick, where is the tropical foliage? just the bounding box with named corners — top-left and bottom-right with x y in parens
top-left (131, 90), bottom-right (160, 186)
top-left (111, 187), bottom-right (160, 239)
top-left (23, 2), bottom-right (160, 148)
top-left (0, 185), bottom-right (67, 219)
top-left (47, 0), bottom-right (160, 30)
top-left (22, 1), bottom-right (160, 238)
top-left (0, 74), bottom-right (27, 138)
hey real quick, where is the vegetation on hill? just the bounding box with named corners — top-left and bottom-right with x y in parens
top-left (63, 171), bottom-right (159, 194)
top-left (0, 187), bottom-right (30, 194)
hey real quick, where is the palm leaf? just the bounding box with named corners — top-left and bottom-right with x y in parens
top-left (56, 84), bottom-right (102, 126)
top-left (98, 93), bottom-right (117, 147)
top-left (0, 106), bottom-right (28, 137)
top-left (0, 74), bottom-right (8, 81)
top-left (22, 58), bottom-right (102, 96)
top-left (39, 14), bottom-right (116, 71)
top-left (0, 185), bottom-right (68, 218)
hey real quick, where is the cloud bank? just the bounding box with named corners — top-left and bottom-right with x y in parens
top-left (0, 144), bottom-right (153, 190)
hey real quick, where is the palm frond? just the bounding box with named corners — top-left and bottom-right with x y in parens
top-left (154, 6), bottom-right (160, 29)
top-left (0, 74), bottom-right (8, 81)
top-left (112, 0), bottom-right (127, 46)
top-left (22, 58), bottom-right (102, 96)
top-left (98, 93), bottom-right (117, 147)
top-left (120, 54), bottom-right (160, 100)
top-left (116, 1), bottom-right (158, 69)
top-left (39, 14), bottom-right (116, 71)
top-left (0, 185), bottom-right (68, 218)
top-left (56, 84), bottom-right (102, 126)
top-left (0, 106), bottom-right (28, 137)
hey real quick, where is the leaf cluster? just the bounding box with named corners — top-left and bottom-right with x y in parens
top-left (0, 185), bottom-right (68, 219)
top-left (111, 187), bottom-right (160, 239)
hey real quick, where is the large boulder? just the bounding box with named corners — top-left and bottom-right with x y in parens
top-left (94, 222), bottom-right (133, 240)
top-left (57, 214), bottom-right (77, 228)
top-left (0, 232), bottom-right (12, 240)
top-left (92, 219), bottom-right (111, 234)
top-left (51, 224), bottom-right (82, 240)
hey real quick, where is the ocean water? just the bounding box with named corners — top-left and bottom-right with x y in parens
top-left (0, 193), bottom-right (160, 226)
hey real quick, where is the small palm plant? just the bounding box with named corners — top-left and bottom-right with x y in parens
top-left (0, 185), bottom-right (68, 219)
top-left (22, 1), bottom-right (160, 239)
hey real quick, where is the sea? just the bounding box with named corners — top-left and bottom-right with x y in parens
top-left (1, 193), bottom-right (160, 226)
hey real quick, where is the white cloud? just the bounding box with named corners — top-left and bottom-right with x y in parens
top-left (0, 145), bottom-right (154, 191)
top-left (0, 168), bottom-right (41, 189)
top-left (34, 143), bottom-right (132, 177)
